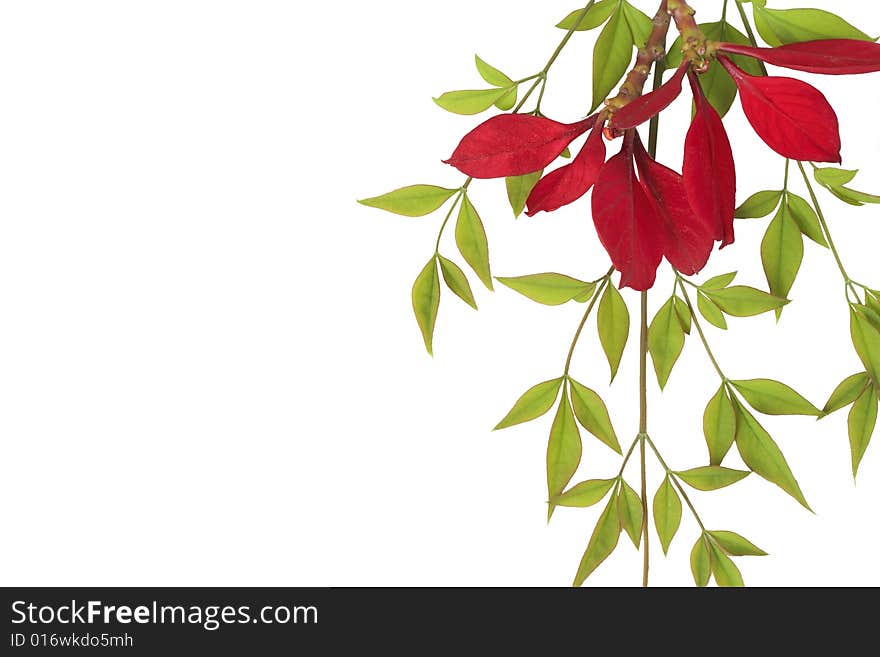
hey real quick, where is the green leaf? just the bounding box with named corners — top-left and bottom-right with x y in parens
top-left (786, 193), bottom-right (828, 248)
top-left (573, 493), bottom-right (621, 586)
top-left (552, 478), bottom-right (616, 508)
top-left (733, 398), bottom-right (810, 510)
top-left (617, 481), bottom-right (643, 548)
top-left (754, 7), bottom-right (874, 47)
top-left (856, 304), bottom-right (880, 331)
top-left (438, 256), bottom-right (477, 310)
top-left (359, 185), bottom-right (458, 217)
top-left (735, 190), bottom-right (783, 219)
top-left (597, 284), bottom-right (630, 382)
top-left (710, 543), bottom-right (744, 587)
top-left (506, 171), bottom-right (543, 218)
top-left (850, 305), bottom-right (880, 386)
top-left (697, 292), bottom-right (727, 331)
top-left (866, 291), bottom-right (880, 317)
top-left (816, 173), bottom-right (872, 205)
top-left (621, 1), bottom-right (652, 46)
top-left (702, 286), bottom-right (788, 317)
top-left (455, 194), bottom-right (493, 290)
top-left (704, 385), bottom-right (736, 466)
top-left (411, 257), bottom-right (441, 355)
top-left (761, 203), bottom-right (803, 319)
top-left (556, 0), bottom-right (618, 31)
top-left (591, 4), bottom-right (635, 113)
top-left (569, 379), bottom-right (621, 453)
top-left (701, 272), bottom-right (737, 290)
top-left (648, 297), bottom-right (686, 390)
top-left (731, 379), bottom-right (822, 417)
top-left (814, 167), bottom-right (858, 188)
top-left (697, 292), bottom-right (728, 330)
top-left (824, 373), bottom-right (871, 414)
top-left (696, 61), bottom-right (736, 118)
top-left (829, 185), bottom-right (880, 206)
top-left (690, 536), bottom-right (712, 587)
top-left (708, 531), bottom-right (768, 557)
top-left (494, 86), bottom-right (517, 111)
top-left (496, 273), bottom-right (594, 306)
top-left (494, 378), bottom-right (564, 430)
top-left (433, 88), bottom-right (509, 115)
top-left (676, 466), bottom-right (750, 491)
top-left (849, 386), bottom-right (878, 477)
top-left (474, 55), bottom-right (514, 87)
top-left (673, 296), bottom-right (692, 335)
top-left (547, 391), bottom-right (582, 507)
top-left (653, 476), bottom-right (682, 555)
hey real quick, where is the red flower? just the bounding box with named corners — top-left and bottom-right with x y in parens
top-left (633, 134), bottom-right (714, 277)
top-left (717, 39), bottom-right (880, 76)
top-left (441, 37), bottom-right (880, 291)
top-left (709, 38), bottom-right (880, 161)
top-left (717, 56), bottom-right (840, 163)
top-left (683, 71), bottom-right (736, 247)
top-left (591, 132), bottom-right (664, 291)
top-left (525, 118), bottom-right (606, 215)
top-left (592, 131), bottom-right (714, 290)
top-left (443, 114), bottom-right (595, 178)
top-left (609, 64), bottom-right (689, 130)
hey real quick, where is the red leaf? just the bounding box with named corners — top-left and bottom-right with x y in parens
top-left (609, 64), bottom-right (688, 130)
top-left (718, 40), bottom-right (880, 75)
top-left (719, 56), bottom-right (841, 163)
top-left (591, 133), bottom-right (664, 291)
top-left (443, 114), bottom-right (594, 179)
top-left (683, 72), bottom-right (736, 247)
top-left (525, 122), bottom-right (606, 216)
top-left (633, 135), bottom-right (714, 276)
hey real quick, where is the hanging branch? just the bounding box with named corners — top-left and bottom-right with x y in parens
top-left (359, 0), bottom-right (880, 586)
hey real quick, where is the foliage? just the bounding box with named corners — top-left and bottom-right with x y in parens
top-left (360, 0), bottom-right (880, 586)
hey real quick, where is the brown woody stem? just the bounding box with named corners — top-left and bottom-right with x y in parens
top-left (605, 2), bottom-right (671, 113)
top-left (667, 0), bottom-right (713, 71)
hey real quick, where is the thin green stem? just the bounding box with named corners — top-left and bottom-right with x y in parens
top-left (535, 78), bottom-right (549, 114)
top-left (617, 435), bottom-right (642, 479)
top-left (434, 192), bottom-right (463, 255)
top-left (675, 277), bottom-right (728, 382)
top-left (796, 161), bottom-right (861, 302)
top-left (640, 434), bottom-right (649, 587)
top-left (647, 64), bottom-right (664, 161)
top-left (783, 158), bottom-right (790, 190)
top-left (722, 0), bottom-right (729, 23)
top-left (513, 76), bottom-right (544, 114)
top-left (512, 0), bottom-right (598, 114)
top-left (639, 293), bottom-right (649, 434)
top-left (638, 292), bottom-right (649, 588)
top-left (563, 268), bottom-right (615, 376)
top-left (434, 181), bottom-right (471, 254)
top-left (515, 73), bottom-right (542, 85)
top-left (437, 2), bottom-right (597, 249)
top-left (733, 0), bottom-right (768, 76)
top-left (637, 52), bottom-right (666, 590)
top-left (541, 1), bottom-right (598, 74)
top-left (644, 435), bottom-right (706, 531)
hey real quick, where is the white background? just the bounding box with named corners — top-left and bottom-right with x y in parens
top-left (1, 0), bottom-right (878, 587)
